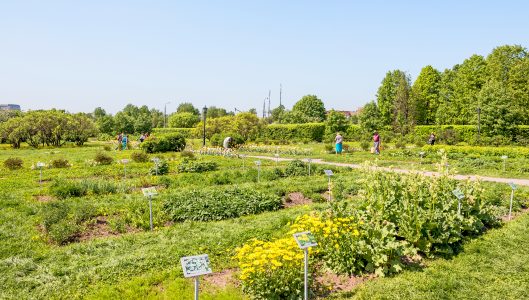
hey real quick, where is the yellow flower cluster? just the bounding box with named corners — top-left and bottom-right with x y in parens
top-left (234, 237), bottom-right (304, 280)
top-left (288, 214), bottom-right (360, 239)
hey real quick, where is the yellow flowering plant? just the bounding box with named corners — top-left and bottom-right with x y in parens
top-left (234, 237), bottom-right (316, 299)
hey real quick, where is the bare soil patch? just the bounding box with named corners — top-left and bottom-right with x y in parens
top-left (203, 269), bottom-right (238, 289)
top-left (78, 216), bottom-right (138, 242)
top-left (284, 192), bottom-right (313, 208)
top-left (317, 271), bottom-right (374, 294)
top-left (34, 195), bottom-right (54, 202)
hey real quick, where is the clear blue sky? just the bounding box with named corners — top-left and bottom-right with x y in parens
top-left (1, 0), bottom-right (528, 115)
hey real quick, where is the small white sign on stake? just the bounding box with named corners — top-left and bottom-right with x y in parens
top-left (452, 189), bottom-right (464, 200)
top-left (142, 187), bottom-right (158, 197)
top-left (181, 254), bottom-right (213, 278)
top-left (509, 182), bottom-right (517, 190)
top-left (121, 159), bottom-right (130, 164)
top-left (324, 169), bottom-right (334, 176)
top-left (501, 155), bottom-right (508, 160)
top-left (254, 160), bottom-right (261, 166)
top-left (36, 162), bottom-right (46, 168)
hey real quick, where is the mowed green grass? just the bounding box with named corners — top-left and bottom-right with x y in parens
top-left (335, 211), bottom-right (529, 300)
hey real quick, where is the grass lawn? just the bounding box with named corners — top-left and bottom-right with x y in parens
top-left (335, 211), bottom-right (529, 300)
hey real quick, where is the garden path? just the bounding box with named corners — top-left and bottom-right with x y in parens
top-left (248, 155), bottom-right (529, 186)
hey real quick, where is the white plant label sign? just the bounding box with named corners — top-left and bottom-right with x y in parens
top-left (509, 182), bottom-right (517, 190)
top-left (324, 169), bottom-right (334, 176)
top-left (452, 189), bottom-right (464, 200)
top-left (255, 160), bottom-right (261, 166)
top-left (121, 159), bottom-right (130, 164)
top-left (181, 254), bottom-right (212, 278)
top-left (36, 162), bottom-right (46, 168)
top-left (142, 187), bottom-right (158, 197)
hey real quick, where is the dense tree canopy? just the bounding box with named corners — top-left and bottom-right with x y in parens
top-left (177, 102), bottom-right (200, 116)
top-left (292, 95), bottom-right (326, 122)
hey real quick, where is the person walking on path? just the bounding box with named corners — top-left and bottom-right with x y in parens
top-left (428, 132), bottom-right (436, 145)
top-left (373, 131), bottom-right (380, 154)
top-left (335, 132), bottom-right (343, 154)
top-left (122, 134), bottom-right (128, 150)
top-left (223, 136), bottom-right (233, 149)
top-left (117, 133), bottom-right (123, 151)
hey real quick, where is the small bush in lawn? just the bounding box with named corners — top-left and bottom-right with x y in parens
top-left (42, 202), bottom-right (70, 232)
top-left (324, 144), bottom-right (334, 153)
top-left (51, 158), bottom-right (70, 168)
top-left (284, 159), bottom-right (307, 176)
top-left (50, 179), bottom-right (87, 199)
top-left (394, 140), bottom-right (406, 149)
top-left (103, 145), bottom-right (112, 151)
top-left (180, 150), bottom-right (195, 159)
top-left (94, 152), bottom-right (113, 165)
top-left (131, 151), bottom-right (149, 162)
top-left (141, 133), bottom-right (186, 153)
top-left (360, 140), bottom-right (370, 151)
top-left (108, 215), bottom-right (127, 234)
top-left (163, 186), bottom-right (282, 222)
top-left (48, 220), bottom-right (81, 245)
top-left (4, 157), bottom-right (23, 170)
top-left (177, 158), bottom-right (218, 173)
top-left (150, 160), bottom-right (169, 175)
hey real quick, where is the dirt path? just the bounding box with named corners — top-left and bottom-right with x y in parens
top-left (248, 155), bottom-right (529, 186)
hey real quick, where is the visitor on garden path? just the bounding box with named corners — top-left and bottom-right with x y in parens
top-left (335, 132), bottom-right (343, 154)
top-left (429, 132), bottom-right (436, 145)
top-left (117, 133), bottom-right (123, 150)
top-left (122, 134), bottom-right (128, 150)
top-left (223, 136), bottom-right (233, 149)
top-left (373, 131), bottom-right (380, 154)
top-left (139, 133), bottom-right (146, 143)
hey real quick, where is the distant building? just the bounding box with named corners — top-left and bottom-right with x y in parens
top-left (0, 104), bottom-right (21, 111)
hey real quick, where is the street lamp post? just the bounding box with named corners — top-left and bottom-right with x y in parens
top-left (164, 102), bottom-right (171, 128)
top-left (476, 107), bottom-right (481, 144)
top-left (202, 106), bottom-right (208, 147)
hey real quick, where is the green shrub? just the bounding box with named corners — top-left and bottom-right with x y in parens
top-left (42, 202), bottom-right (70, 232)
top-left (360, 140), bottom-right (370, 151)
top-left (177, 159), bottom-right (218, 173)
top-left (394, 140), bottom-right (406, 149)
top-left (152, 127), bottom-right (196, 138)
top-left (163, 186), bottom-right (282, 222)
top-left (210, 133), bottom-right (223, 147)
top-left (180, 150), bottom-right (195, 159)
top-left (94, 152), bottom-right (113, 165)
top-left (284, 159), bottom-right (308, 176)
top-left (141, 133), bottom-right (186, 153)
top-left (131, 151), bottom-right (149, 162)
top-left (3, 157), bottom-right (23, 170)
top-left (150, 160), bottom-right (169, 175)
top-left (103, 144), bottom-right (112, 151)
top-left (50, 179), bottom-right (87, 198)
top-left (50, 158), bottom-right (70, 168)
top-left (48, 220), bottom-right (81, 245)
top-left (262, 123), bottom-right (326, 142)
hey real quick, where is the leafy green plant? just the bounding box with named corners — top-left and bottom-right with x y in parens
top-left (163, 186), bottom-right (282, 222)
top-left (150, 160), bottom-right (169, 175)
top-left (50, 158), bottom-right (70, 168)
top-left (141, 133), bottom-right (186, 153)
top-left (177, 159), bottom-right (218, 173)
top-left (3, 157), bottom-right (23, 170)
top-left (131, 151), bottom-right (149, 162)
top-left (284, 159), bottom-right (308, 176)
top-left (94, 152), bottom-right (113, 165)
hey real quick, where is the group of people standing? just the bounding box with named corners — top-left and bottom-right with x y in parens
top-left (116, 132), bottom-right (150, 150)
top-left (334, 131), bottom-right (436, 155)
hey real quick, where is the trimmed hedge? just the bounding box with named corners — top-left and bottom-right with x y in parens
top-left (162, 186), bottom-right (282, 221)
top-left (261, 123), bottom-right (325, 142)
top-left (423, 144), bottom-right (529, 159)
top-left (141, 133), bottom-right (186, 153)
top-left (152, 128), bottom-right (196, 138)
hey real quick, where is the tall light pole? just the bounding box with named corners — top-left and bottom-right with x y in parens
top-left (164, 101), bottom-right (171, 128)
top-left (202, 106), bottom-right (208, 147)
top-left (476, 107), bottom-right (481, 144)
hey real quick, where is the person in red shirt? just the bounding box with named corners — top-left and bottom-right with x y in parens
top-left (373, 131), bottom-right (380, 154)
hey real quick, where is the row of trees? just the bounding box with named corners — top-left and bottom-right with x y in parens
top-left (0, 110), bottom-right (97, 148)
top-left (361, 44), bottom-right (529, 138)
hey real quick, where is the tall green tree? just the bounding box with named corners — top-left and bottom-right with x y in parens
top-left (376, 70), bottom-right (410, 126)
top-left (411, 65), bottom-right (441, 125)
top-left (177, 102), bottom-right (200, 115)
top-left (324, 110), bottom-right (350, 137)
top-left (359, 101), bottom-right (382, 134)
top-left (479, 81), bottom-right (520, 138)
top-left (292, 95), bottom-right (326, 122)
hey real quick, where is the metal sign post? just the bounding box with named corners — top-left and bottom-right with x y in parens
top-left (181, 254), bottom-right (213, 300)
top-left (293, 232), bottom-right (318, 300)
top-left (36, 162), bottom-right (46, 187)
top-left (151, 157), bottom-right (160, 176)
top-left (240, 154), bottom-right (246, 169)
top-left (255, 160), bottom-right (261, 182)
top-left (121, 159), bottom-right (129, 178)
top-left (509, 182), bottom-right (517, 220)
top-left (452, 188), bottom-right (465, 216)
top-left (307, 158), bottom-right (312, 176)
top-left (501, 155), bottom-right (508, 172)
top-left (419, 152), bottom-right (425, 164)
top-left (324, 170), bottom-right (333, 202)
top-left (275, 153), bottom-right (279, 165)
top-left (142, 187), bottom-right (158, 231)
